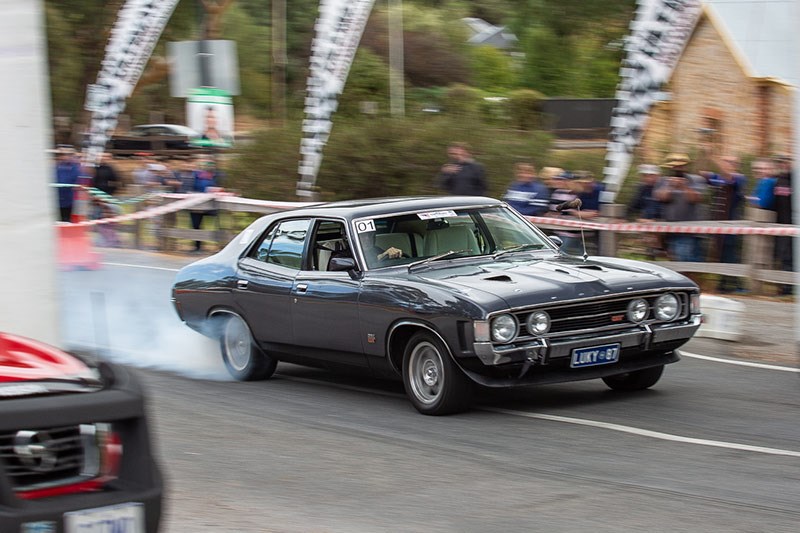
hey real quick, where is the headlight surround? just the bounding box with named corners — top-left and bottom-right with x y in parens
top-left (654, 293), bottom-right (680, 321)
top-left (490, 314), bottom-right (518, 343)
top-left (526, 311), bottom-right (551, 336)
top-left (690, 293), bottom-right (701, 314)
top-left (627, 298), bottom-right (648, 323)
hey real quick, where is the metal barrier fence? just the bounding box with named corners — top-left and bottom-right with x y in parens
top-left (77, 191), bottom-right (798, 292)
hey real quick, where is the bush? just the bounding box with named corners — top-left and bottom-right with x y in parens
top-left (224, 115), bottom-right (553, 201)
top-left (508, 89), bottom-right (545, 130)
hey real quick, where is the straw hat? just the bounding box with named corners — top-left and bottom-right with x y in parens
top-left (662, 153), bottom-right (690, 168)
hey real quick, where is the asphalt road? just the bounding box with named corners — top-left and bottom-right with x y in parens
top-left (60, 250), bottom-right (800, 532)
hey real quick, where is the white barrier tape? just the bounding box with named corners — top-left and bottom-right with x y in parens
top-left (528, 216), bottom-right (800, 236)
top-left (55, 193), bottom-right (217, 227)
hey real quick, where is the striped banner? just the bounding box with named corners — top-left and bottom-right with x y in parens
top-left (83, 0), bottom-right (181, 163)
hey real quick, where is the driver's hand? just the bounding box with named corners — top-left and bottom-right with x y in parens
top-left (378, 247), bottom-right (403, 260)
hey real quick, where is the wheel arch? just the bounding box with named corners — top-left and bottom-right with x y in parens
top-left (387, 320), bottom-right (455, 375)
top-left (206, 307), bottom-right (246, 338)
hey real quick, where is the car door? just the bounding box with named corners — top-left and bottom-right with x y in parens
top-left (234, 218), bottom-right (310, 352)
top-left (291, 219), bottom-right (368, 367)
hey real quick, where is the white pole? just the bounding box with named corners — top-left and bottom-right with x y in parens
top-left (793, 0), bottom-right (800, 364)
top-left (388, 0), bottom-right (405, 116)
top-left (0, 0), bottom-right (60, 344)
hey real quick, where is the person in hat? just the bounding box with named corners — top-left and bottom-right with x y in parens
top-left (654, 153), bottom-right (706, 262)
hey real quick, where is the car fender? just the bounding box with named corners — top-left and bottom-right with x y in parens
top-left (386, 319), bottom-right (464, 376)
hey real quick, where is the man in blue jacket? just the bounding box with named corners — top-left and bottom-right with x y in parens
top-left (55, 146), bottom-right (81, 222)
top-left (503, 162), bottom-right (550, 216)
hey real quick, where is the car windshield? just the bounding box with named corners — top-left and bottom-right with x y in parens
top-left (354, 206), bottom-right (554, 270)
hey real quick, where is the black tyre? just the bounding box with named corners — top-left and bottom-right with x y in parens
top-left (402, 331), bottom-right (472, 415)
top-left (602, 365), bottom-right (664, 391)
top-left (218, 314), bottom-right (277, 381)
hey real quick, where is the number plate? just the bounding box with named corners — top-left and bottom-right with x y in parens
top-left (64, 502), bottom-right (144, 533)
top-left (570, 343), bottom-right (620, 368)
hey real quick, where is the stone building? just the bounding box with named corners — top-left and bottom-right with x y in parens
top-left (640, 0), bottom-right (795, 165)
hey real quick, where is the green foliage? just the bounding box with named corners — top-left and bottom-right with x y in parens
top-left (225, 116), bottom-right (552, 201)
top-left (337, 48), bottom-right (391, 116)
top-left (507, 89), bottom-right (545, 130)
top-left (548, 149), bottom-right (608, 179)
top-left (468, 46), bottom-right (517, 91)
top-left (442, 84), bottom-right (485, 117)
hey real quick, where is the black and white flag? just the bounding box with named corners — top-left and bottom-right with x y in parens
top-left (602, 0), bottom-right (702, 201)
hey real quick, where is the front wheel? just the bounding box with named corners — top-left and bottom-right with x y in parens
top-left (402, 332), bottom-right (472, 415)
top-left (218, 314), bottom-right (277, 381)
top-left (602, 365), bottom-right (664, 391)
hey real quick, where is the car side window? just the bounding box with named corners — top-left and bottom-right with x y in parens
top-left (309, 220), bottom-right (350, 271)
top-left (250, 224), bottom-right (278, 263)
top-left (261, 219), bottom-right (310, 269)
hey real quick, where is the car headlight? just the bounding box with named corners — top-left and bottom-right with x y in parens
top-left (627, 298), bottom-right (648, 323)
top-left (490, 314), bottom-right (518, 343)
top-left (654, 293), bottom-right (680, 321)
top-left (526, 311), bottom-right (550, 336)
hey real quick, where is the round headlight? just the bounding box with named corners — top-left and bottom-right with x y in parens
top-left (526, 311), bottom-right (551, 336)
top-left (627, 298), bottom-right (648, 323)
top-left (490, 314), bottom-right (518, 343)
top-left (654, 293), bottom-right (680, 321)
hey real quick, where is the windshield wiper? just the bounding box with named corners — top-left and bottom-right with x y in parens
top-left (492, 243), bottom-right (545, 260)
top-left (408, 250), bottom-right (470, 272)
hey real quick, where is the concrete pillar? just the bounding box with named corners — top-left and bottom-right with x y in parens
top-left (0, 1), bottom-right (60, 344)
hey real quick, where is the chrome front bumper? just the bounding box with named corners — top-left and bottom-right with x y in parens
top-left (473, 315), bottom-right (702, 366)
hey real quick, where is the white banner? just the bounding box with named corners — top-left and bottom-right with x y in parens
top-left (82, 0), bottom-right (180, 163)
top-left (602, 0), bottom-right (702, 202)
top-left (297, 0), bottom-right (377, 196)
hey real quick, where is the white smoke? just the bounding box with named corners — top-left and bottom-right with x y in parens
top-left (59, 265), bottom-right (231, 381)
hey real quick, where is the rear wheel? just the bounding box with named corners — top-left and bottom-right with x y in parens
top-left (602, 365), bottom-right (664, 391)
top-left (402, 331), bottom-right (472, 415)
top-left (218, 314), bottom-right (277, 381)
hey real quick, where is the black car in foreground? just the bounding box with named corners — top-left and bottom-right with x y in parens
top-left (0, 333), bottom-right (163, 532)
top-left (172, 196), bottom-right (701, 415)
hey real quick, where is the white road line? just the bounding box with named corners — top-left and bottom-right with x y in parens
top-left (482, 407), bottom-right (800, 458)
top-left (101, 262), bottom-right (180, 273)
top-left (682, 351), bottom-right (800, 373)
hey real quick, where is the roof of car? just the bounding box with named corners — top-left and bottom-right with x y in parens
top-left (294, 196), bottom-right (504, 219)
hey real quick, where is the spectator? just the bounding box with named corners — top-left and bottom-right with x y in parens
top-left (503, 162), bottom-right (550, 216)
top-left (55, 146), bottom-right (81, 222)
top-left (187, 157), bottom-right (223, 252)
top-left (629, 164), bottom-right (663, 221)
top-left (749, 158), bottom-right (777, 210)
top-left (435, 142), bottom-right (487, 196)
top-left (628, 164), bottom-right (664, 260)
top-left (574, 171), bottom-right (604, 219)
top-left (91, 152), bottom-right (122, 247)
top-left (700, 155), bottom-right (747, 292)
top-left (655, 153), bottom-right (706, 262)
top-left (772, 153), bottom-right (793, 281)
top-left (548, 172), bottom-right (584, 255)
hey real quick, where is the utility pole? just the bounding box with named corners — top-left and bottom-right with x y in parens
top-left (272, 0), bottom-right (287, 124)
top-left (388, 0), bottom-right (405, 116)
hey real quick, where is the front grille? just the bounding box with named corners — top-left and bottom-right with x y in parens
top-left (0, 425), bottom-right (87, 491)
top-left (509, 291), bottom-right (690, 342)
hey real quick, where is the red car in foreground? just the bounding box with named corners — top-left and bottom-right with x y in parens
top-left (0, 333), bottom-right (163, 533)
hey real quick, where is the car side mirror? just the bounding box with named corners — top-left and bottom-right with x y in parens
top-left (548, 235), bottom-right (563, 248)
top-left (329, 256), bottom-right (357, 272)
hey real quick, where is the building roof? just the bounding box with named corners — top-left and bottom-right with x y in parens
top-left (461, 17), bottom-right (518, 49)
top-left (703, 0), bottom-right (797, 86)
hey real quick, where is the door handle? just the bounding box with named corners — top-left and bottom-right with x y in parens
top-left (237, 280), bottom-right (249, 290)
top-left (296, 283), bottom-right (308, 294)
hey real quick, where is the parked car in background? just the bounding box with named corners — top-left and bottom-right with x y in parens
top-left (0, 332), bottom-right (163, 532)
top-left (172, 196), bottom-right (702, 415)
top-left (110, 123), bottom-right (201, 154)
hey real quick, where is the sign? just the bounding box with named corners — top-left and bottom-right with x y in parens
top-left (602, 0), bottom-right (702, 201)
top-left (187, 87), bottom-right (234, 148)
